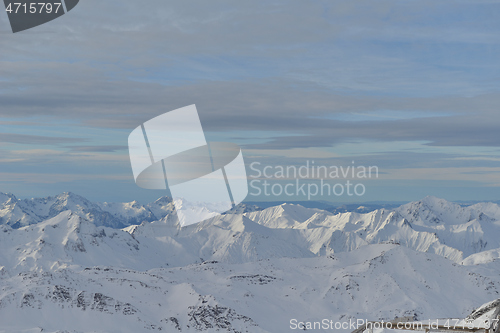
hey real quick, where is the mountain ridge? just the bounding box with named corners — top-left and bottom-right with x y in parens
top-left (3, 192), bottom-right (500, 331)
top-left (4, 193), bottom-right (500, 265)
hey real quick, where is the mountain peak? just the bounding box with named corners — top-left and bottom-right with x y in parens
top-left (56, 191), bottom-right (90, 204)
top-left (153, 196), bottom-right (173, 205)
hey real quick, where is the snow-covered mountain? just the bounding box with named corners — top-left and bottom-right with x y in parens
top-left (0, 192), bottom-right (261, 231)
top-left (244, 196), bottom-right (500, 263)
top-left (0, 192), bottom-right (178, 229)
top-left (4, 193), bottom-right (500, 264)
top-left (2, 193), bottom-right (500, 331)
top-left (0, 211), bottom-right (315, 275)
top-left (1, 243), bottom-right (499, 333)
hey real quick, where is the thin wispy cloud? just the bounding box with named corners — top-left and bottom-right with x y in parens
top-left (0, 0), bottom-right (499, 202)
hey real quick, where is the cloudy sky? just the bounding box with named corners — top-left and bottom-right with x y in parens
top-left (1, 0), bottom-right (500, 204)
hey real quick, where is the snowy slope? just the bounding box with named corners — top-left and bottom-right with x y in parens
top-left (0, 244), bottom-right (499, 333)
top-left (4, 193), bottom-right (500, 264)
top-left (0, 210), bottom-right (315, 274)
top-left (3, 192), bottom-right (500, 331)
top-left (244, 197), bottom-right (500, 263)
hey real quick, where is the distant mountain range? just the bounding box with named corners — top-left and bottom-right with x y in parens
top-left (1, 192), bottom-right (500, 332)
top-left (2, 193), bottom-right (500, 264)
top-left (0, 192), bottom-right (176, 229)
top-left (244, 200), bottom-right (404, 213)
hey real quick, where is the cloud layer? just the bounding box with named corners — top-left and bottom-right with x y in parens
top-left (0, 0), bottom-right (499, 202)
